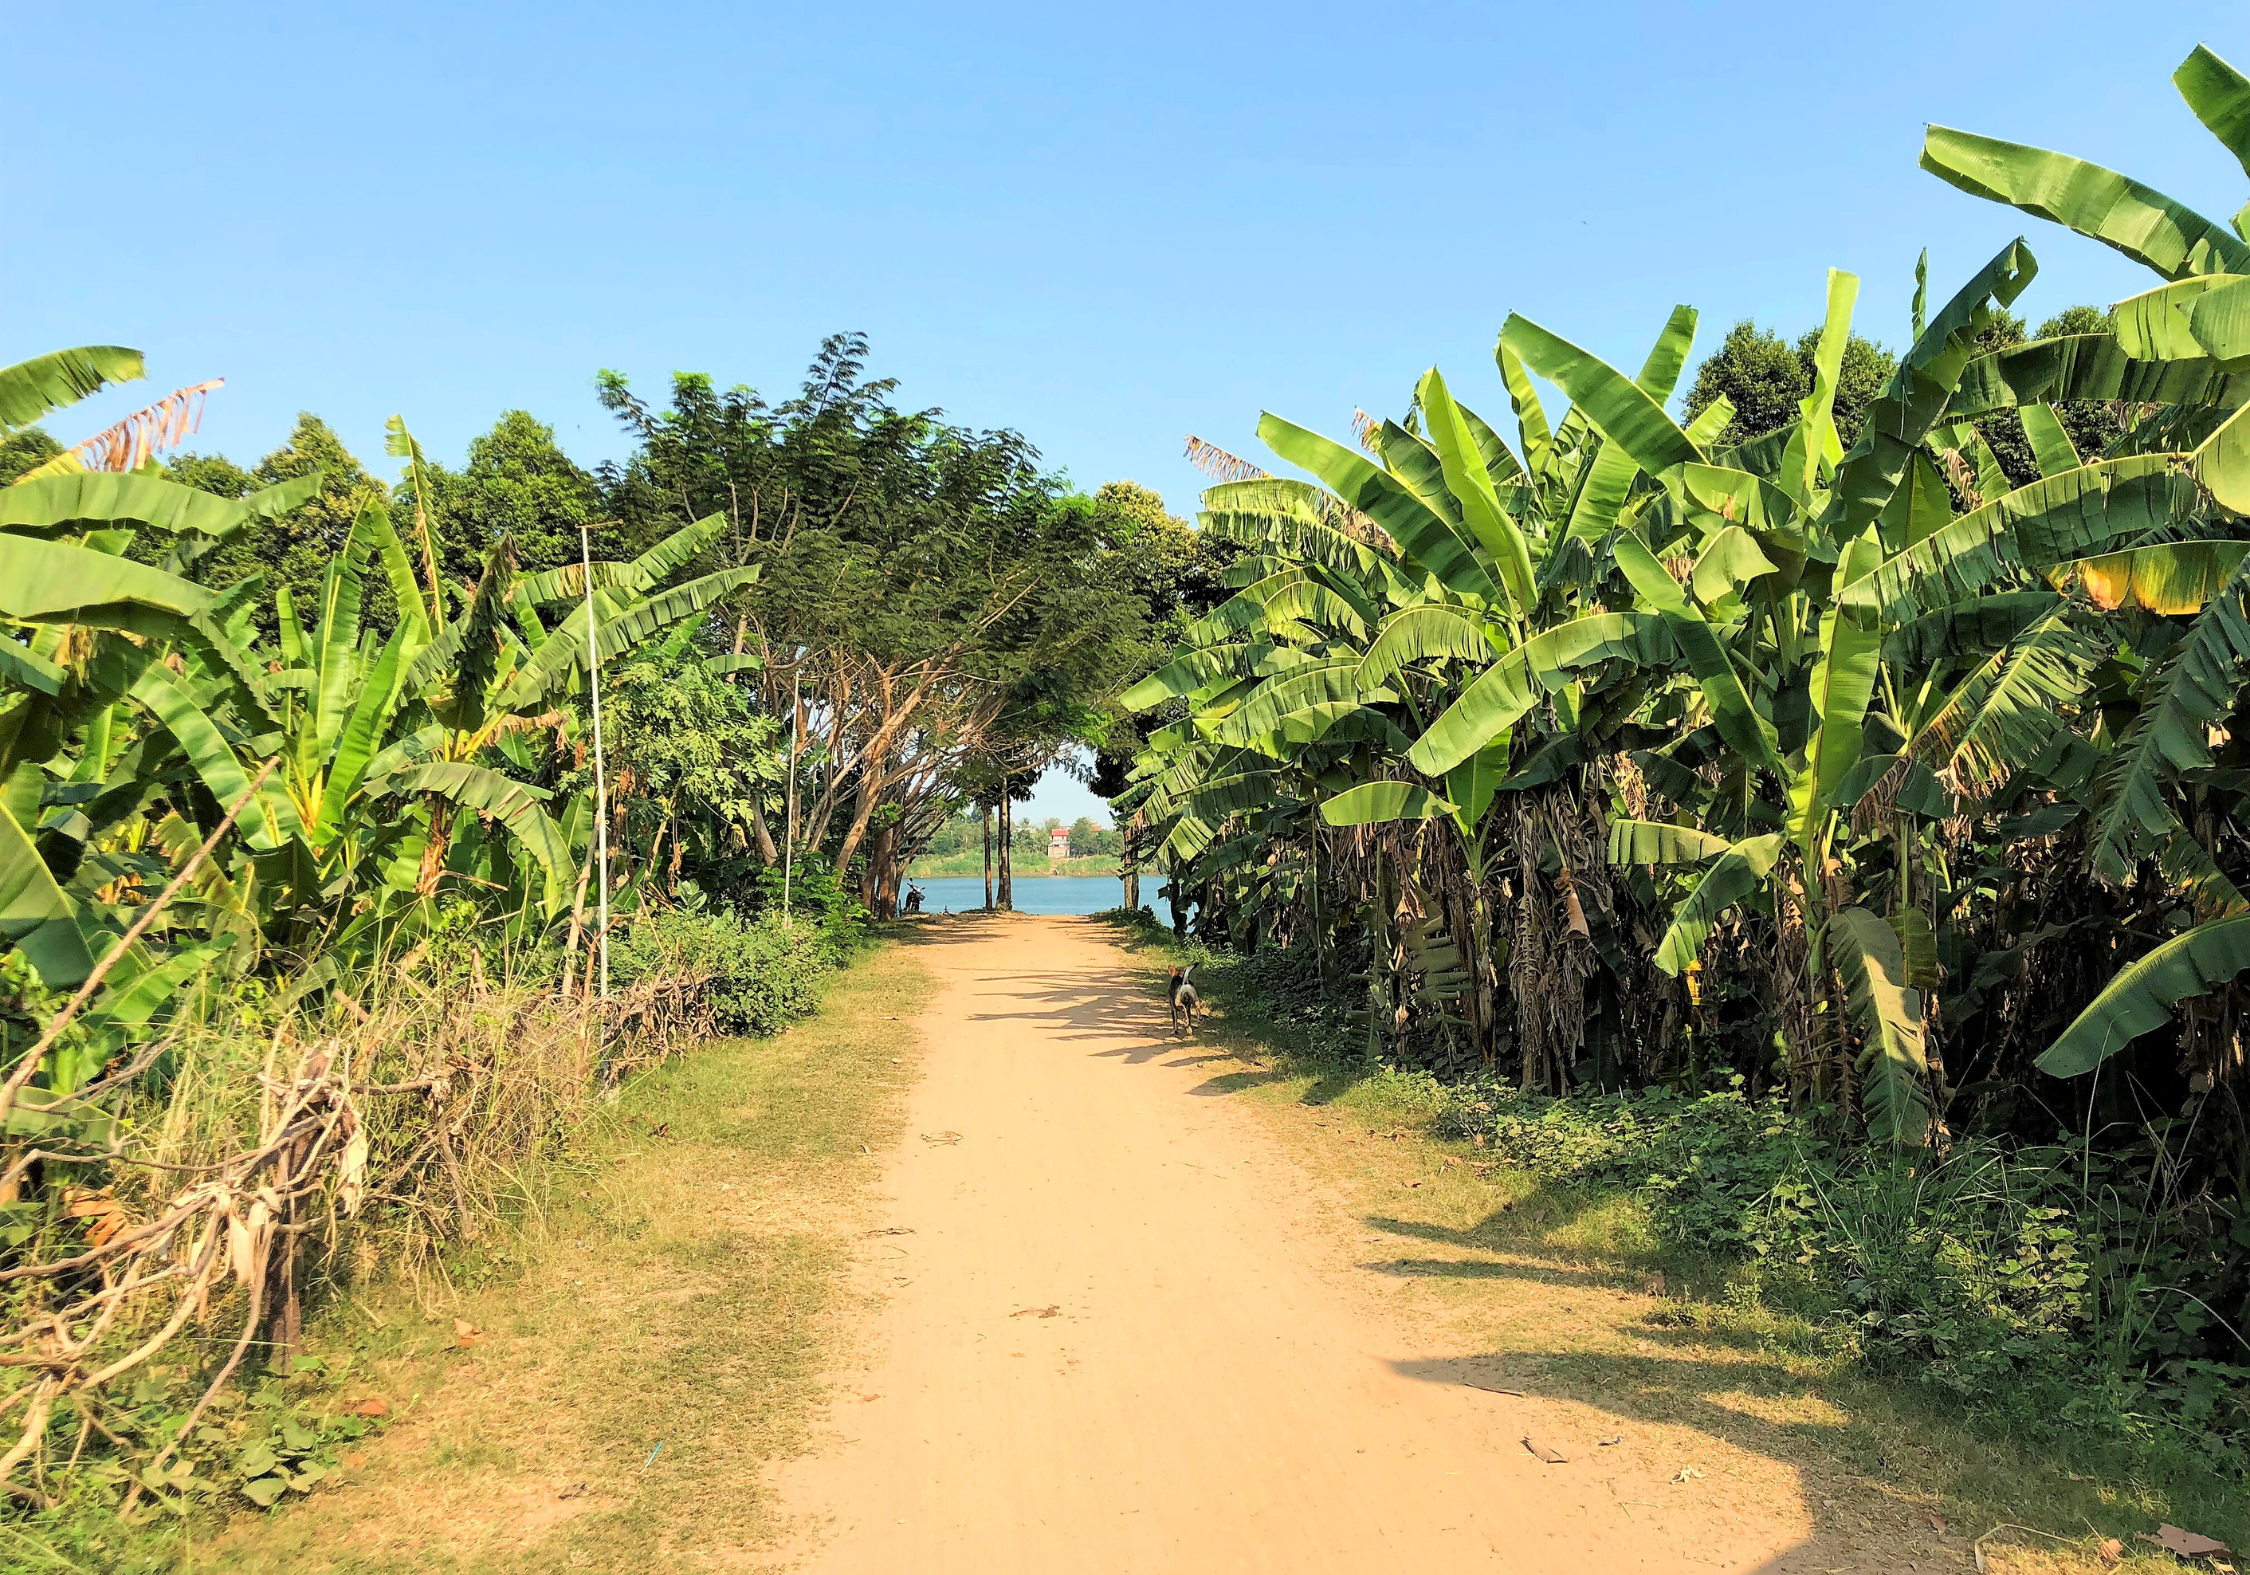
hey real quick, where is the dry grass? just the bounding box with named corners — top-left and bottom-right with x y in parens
top-left (172, 937), bottom-right (931, 1573)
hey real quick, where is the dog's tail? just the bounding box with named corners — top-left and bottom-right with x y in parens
top-left (1180, 963), bottom-right (1196, 988)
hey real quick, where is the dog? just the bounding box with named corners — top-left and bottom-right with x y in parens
top-left (1168, 965), bottom-right (1200, 1037)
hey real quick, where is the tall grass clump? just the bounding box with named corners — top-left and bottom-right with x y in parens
top-left (0, 899), bottom-right (848, 1523)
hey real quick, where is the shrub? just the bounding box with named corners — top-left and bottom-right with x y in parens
top-left (611, 900), bottom-right (844, 1039)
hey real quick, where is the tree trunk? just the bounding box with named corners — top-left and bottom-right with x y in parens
top-left (866, 821), bottom-right (899, 920)
top-left (983, 807), bottom-right (994, 912)
top-left (997, 791), bottom-right (1014, 911)
top-left (1166, 856), bottom-right (1185, 937)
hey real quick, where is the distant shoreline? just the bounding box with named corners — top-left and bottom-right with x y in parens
top-left (907, 855), bottom-right (1122, 878)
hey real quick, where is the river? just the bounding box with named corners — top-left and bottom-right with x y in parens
top-left (906, 874), bottom-right (1136, 917)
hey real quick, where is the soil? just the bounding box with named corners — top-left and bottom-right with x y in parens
top-left (767, 916), bottom-right (1893, 1573)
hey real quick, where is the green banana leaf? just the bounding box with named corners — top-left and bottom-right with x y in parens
top-left (1824, 238), bottom-right (2037, 539)
top-left (1121, 641), bottom-right (1270, 711)
top-left (1496, 340), bottom-right (1553, 476)
top-left (2019, 406), bottom-right (2080, 478)
top-left (2194, 391), bottom-right (2250, 512)
top-left (504, 566), bottom-right (757, 707)
top-left (1356, 605), bottom-right (1496, 689)
top-left (1883, 591), bottom-right (2063, 668)
top-left (2039, 912), bottom-right (2250, 1076)
top-left (1799, 604), bottom-right (1883, 829)
top-left (1215, 661), bottom-right (1366, 746)
top-left (1564, 307), bottom-right (1703, 541)
top-left (0, 800), bottom-right (93, 987)
top-left (0, 534), bottom-right (214, 621)
top-left (129, 664), bottom-right (292, 851)
top-left (1421, 368), bottom-right (1537, 613)
top-left (1654, 833), bottom-right (1784, 975)
top-left (1828, 906), bottom-right (1933, 1145)
top-left (2086, 557), bottom-right (2250, 881)
top-left (1405, 611), bottom-right (1672, 775)
top-left (1319, 781), bottom-right (1454, 828)
top-left (1606, 820), bottom-right (1732, 865)
top-left (1779, 270), bottom-right (1859, 504)
top-left (313, 622), bottom-right (415, 841)
top-left (378, 762), bottom-right (570, 885)
top-left (1840, 455), bottom-right (2192, 616)
top-left (1953, 333), bottom-right (2250, 420)
top-left (1259, 413), bottom-right (1497, 600)
top-left (2173, 44), bottom-right (2250, 186)
top-left (311, 554), bottom-right (366, 760)
top-left (1615, 533), bottom-right (1780, 772)
top-left (623, 512), bottom-right (726, 593)
top-left (1905, 609), bottom-right (2088, 791)
top-left (0, 346), bottom-right (144, 430)
top-left (1499, 316), bottom-right (1703, 478)
top-left (1920, 127), bottom-right (2247, 280)
top-left (1, 470), bottom-right (321, 540)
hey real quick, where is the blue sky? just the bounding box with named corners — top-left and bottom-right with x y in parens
top-left (14, 2), bottom-right (2250, 824)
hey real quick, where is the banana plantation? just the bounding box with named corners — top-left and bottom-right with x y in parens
top-left (1119, 47), bottom-right (2250, 1399)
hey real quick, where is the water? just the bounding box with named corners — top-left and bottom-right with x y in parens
top-left (907, 874), bottom-right (1137, 917)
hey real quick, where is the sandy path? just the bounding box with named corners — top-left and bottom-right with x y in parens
top-left (769, 917), bottom-right (1817, 1573)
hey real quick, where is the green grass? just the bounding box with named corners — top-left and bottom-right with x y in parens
top-left (53, 939), bottom-right (932, 1575)
top-left (1094, 914), bottom-right (2247, 1575)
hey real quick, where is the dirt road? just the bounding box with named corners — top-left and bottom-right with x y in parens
top-left (770, 917), bottom-right (1826, 1573)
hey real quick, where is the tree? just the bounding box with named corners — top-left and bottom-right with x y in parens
top-left (0, 427), bottom-right (61, 485)
top-left (1068, 816), bottom-right (1103, 856)
top-left (1684, 321), bottom-right (1897, 450)
top-left (170, 415), bottom-right (389, 629)
top-left (399, 410), bottom-right (602, 585)
top-left (596, 336), bottom-right (1165, 917)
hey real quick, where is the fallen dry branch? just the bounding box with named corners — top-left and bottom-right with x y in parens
top-left (0, 955), bottom-right (722, 1507)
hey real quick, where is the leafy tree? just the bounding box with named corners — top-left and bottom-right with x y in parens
top-left (0, 427), bottom-right (61, 485)
top-left (397, 410), bottom-right (602, 585)
top-left (170, 415), bottom-right (388, 627)
top-left (596, 336), bottom-right (1165, 915)
top-left (1684, 321), bottom-right (1896, 449)
top-left (1067, 815), bottom-right (1105, 856)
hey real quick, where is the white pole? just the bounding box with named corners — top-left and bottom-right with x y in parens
top-left (783, 663), bottom-right (798, 920)
top-left (581, 524), bottom-right (610, 1004)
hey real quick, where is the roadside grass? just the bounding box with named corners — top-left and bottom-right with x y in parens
top-left (1095, 914), bottom-right (2246, 1575)
top-left (139, 938), bottom-right (931, 1575)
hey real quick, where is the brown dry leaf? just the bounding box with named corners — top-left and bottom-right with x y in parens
top-left (64, 1189), bottom-right (131, 1247)
top-left (341, 1397), bottom-right (390, 1418)
top-left (1401, 1179), bottom-right (1424, 1190)
top-left (1642, 1270), bottom-right (1666, 1295)
top-left (453, 1318), bottom-right (484, 1348)
top-left (1010, 1305), bottom-right (1060, 1319)
top-left (1929, 1514), bottom-right (1948, 1537)
top-left (2096, 1538), bottom-right (2123, 1567)
top-left (1521, 1437), bottom-right (1567, 1464)
top-left (2152, 1524), bottom-right (2230, 1557)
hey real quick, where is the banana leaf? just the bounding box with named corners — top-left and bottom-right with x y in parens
top-left (0, 347), bottom-right (144, 430)
top-left (2039, 912), bottom-right (2250, 1076)
top-left (1829, 906), bottom-right (1933, 1145)
top-left (1920, 128), bottom-right (2247, 280)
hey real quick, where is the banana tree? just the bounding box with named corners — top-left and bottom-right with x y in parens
top-left (1919, 41), bottom-right (2250, 1085)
